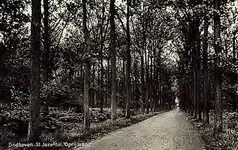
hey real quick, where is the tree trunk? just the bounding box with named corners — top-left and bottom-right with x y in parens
top-left (154, 53), bottom-right (159, 112)
top-left (28, 0), bottom-right (41, 142)
top-left (192, 33), bottom-right (197, 118)
top-left (125, 0), bottom-right (131, 118)
top-left (100, 0), bottom-right (105, 113)
top-left (196, 23), bottom-right (201, 120)
top-left (159, 74), bottom-right (162, 110)
top-left (43, 0), bottom-right (50, 120)
top-left (43, 0), bottom-right (50, 82)
top-left (107, 57), bottom-right (110, 108)
top-left (83, 0), bottom-right (90, 130)
top-left (232, 32), bottom-right (237, 111)
top-left (145, 42), bottom-right (149, 114)
top-left (214, 0), bottom-right (223, 132)
top-left (83, 61), bottom-right (90, 129)
top-left (203, 4), bottom-right (209, 124)
top-left (140, 54), bottom-right (145, 113)
top-left (110, 0), bottom-right (117, 120)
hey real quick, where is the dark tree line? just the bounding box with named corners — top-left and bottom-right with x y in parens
top-left (175, 0), bottom-right (238, 133)
top-left (0, 0), bottom-right (177, 143)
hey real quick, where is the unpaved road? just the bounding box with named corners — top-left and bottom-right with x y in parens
top-left (75, 108), bottom-right (205, 150)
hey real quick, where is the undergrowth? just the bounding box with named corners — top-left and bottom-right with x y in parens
top-left (0, 107), bottom-right (165, 150)
top-left (188, 110), bottom-right (238, 150)
top-left (54, 111), bottom-right (162, 150)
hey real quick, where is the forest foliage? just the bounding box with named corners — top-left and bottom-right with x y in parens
top-left (0, 0), bottom-right (238, 149)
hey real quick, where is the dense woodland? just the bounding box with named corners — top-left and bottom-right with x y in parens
top-left (0, 0), bottom-right (238, 149)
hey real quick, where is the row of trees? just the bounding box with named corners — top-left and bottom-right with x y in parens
top-left (176, 0), bottom-right (238, 133)
top-left (62, 0), bottom-right (178, 128)
top-left (1, 0), bottom-right (177, 142)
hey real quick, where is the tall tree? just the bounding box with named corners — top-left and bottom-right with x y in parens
top-left (43, 0), bottom-right (50, 82)
top-left (203, 0), bottom-right (209, 124)
top-left (125, 0), bottom-right (131, 118)
top-left (99, 0), bottom-right (106, 113)
top-left (83, 0), bottom-right (90, 129)
top-left (230, 6), bottom-right (238, 112)
top-left (214, 0), bottom-right (222, 132)
top-left (110, 0), bottom-right (117, 120)
top-left (28, 0), bottom-right (41, 142)
top-left (140, 2), bottom-right (146, 113)
top-left (83, 60), bottom-right (90, 129)
top-left (42, 0), bottom-right (50, 118)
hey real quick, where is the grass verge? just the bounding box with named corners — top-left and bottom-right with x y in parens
top-left (53, 111), bottom-right (166, 150)
top-left (1, 109), bottom-right (167, 150)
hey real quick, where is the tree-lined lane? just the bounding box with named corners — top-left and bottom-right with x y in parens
top-left (76, 109), bottom-right (205, 150)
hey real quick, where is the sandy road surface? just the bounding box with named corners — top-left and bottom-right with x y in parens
top-left (75, 108), bottom-right (205, 150)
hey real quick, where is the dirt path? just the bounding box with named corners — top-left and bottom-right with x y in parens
top-left (75, 108), bottom-right (205, 150)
